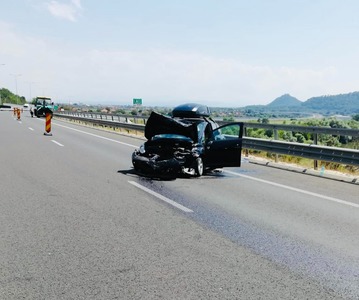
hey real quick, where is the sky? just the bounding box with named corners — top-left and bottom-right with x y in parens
top-left (1, 0), bottom-right (359, 107)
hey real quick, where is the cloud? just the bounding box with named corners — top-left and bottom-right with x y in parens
top-left (46, 0), bottom-right (82, 22)
top-left (61, 49), bottom-right (341, 106)
top-left (0, 21), bottom-right (350, 106)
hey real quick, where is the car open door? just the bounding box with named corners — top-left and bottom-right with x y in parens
top-left (204, 122), bottom-right (244, 168)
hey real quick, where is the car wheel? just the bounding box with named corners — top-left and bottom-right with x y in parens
top-left (194, 157), bottom-right (204, 177)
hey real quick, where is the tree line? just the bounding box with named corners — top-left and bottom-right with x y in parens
top-left (0, 88), bottom-right (26, 105)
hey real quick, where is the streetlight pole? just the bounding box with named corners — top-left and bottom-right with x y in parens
top-left (26, 81), bottom-right (35, 103)
top-left (0, 64), bottom-right (5, 88)
top-left (10, 73), bottom-right (22, 104)
top-left (0, 64), bottom-right (5, 104)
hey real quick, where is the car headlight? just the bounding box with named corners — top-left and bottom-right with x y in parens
top-left (139, 144), bottom-right (146, 154)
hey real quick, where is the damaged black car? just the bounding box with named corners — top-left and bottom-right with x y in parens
top-left (132, 103), bottom-right (244, 177)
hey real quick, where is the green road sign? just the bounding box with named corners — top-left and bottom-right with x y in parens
top-left (133, 98), bottom-right (142, 105)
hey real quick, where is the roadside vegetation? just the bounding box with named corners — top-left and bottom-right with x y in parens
top-left (0, 88), bottom-right (26, 105)
top-left (246, 116), bottom-right (359, 147)
top-left (244, 116), bottom-right (359, 175)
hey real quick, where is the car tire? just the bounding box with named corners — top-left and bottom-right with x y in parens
top-left (194, 157), bottom-right (204, 177)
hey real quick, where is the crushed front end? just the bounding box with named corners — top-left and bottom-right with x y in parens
top-left (132, 137), bottom-right (200, 176)
top-left (132, 110), bottom-right (206, 177)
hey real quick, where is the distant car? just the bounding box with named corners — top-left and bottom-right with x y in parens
top-left (132, 103), bottom-right (244, 177)
top-left (23, 104), bottom-right (29, 109)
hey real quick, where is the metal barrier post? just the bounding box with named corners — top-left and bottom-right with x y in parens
top-left (244, 127), bottom-right (249, 157)
top-left (273, 129), bottom-right (278, 163)
top-left (313, 133), bottom-right (318, 170)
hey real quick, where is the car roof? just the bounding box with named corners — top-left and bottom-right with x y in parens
top-left (172, 103), bottom-right (211, 118)
top-left (36, 96), bottom-right (51, 100)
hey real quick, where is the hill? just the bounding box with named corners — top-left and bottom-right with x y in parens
top-left (302, 92), bottom-right (359, 114)
top-left (241, 91), bottom-right (359, 118)
top-left (267, 94), bottom-right (302, 107)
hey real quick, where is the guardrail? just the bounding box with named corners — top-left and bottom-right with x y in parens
top-left (54, 112), bottom-right (359, 168)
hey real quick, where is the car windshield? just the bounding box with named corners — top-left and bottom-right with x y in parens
top-left (196, 121), bottom-right (208, 143)
top-left (152, 134), bottom-right (193, 142)
top-left (36, 98), bottom-right (51, 105)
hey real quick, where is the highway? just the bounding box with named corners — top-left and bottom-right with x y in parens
top-left (1, 110), bottom-right (358, 299)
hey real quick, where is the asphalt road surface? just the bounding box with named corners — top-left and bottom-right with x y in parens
top-left (1, 111), bottom-right (358, 299)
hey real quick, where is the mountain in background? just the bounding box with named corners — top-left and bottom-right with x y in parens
top-left (241, 91), bottom-right (359, 117)
top-left (267, 94), bottom-right (302, 107)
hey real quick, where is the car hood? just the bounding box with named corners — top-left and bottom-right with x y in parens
top-left (145, 111), bottom-right (198, 142)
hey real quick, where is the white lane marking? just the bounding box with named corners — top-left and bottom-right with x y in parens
top-left (28, 127), bottom-right (34, 131)
top-left (53, 122), bottom-right (137, 148)
top-left (51, 140), bottom-right (64, 147)
top-left (224, 170), bottom-right (359, 208)
top-left (128, 181), bottom-right (193, 213)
